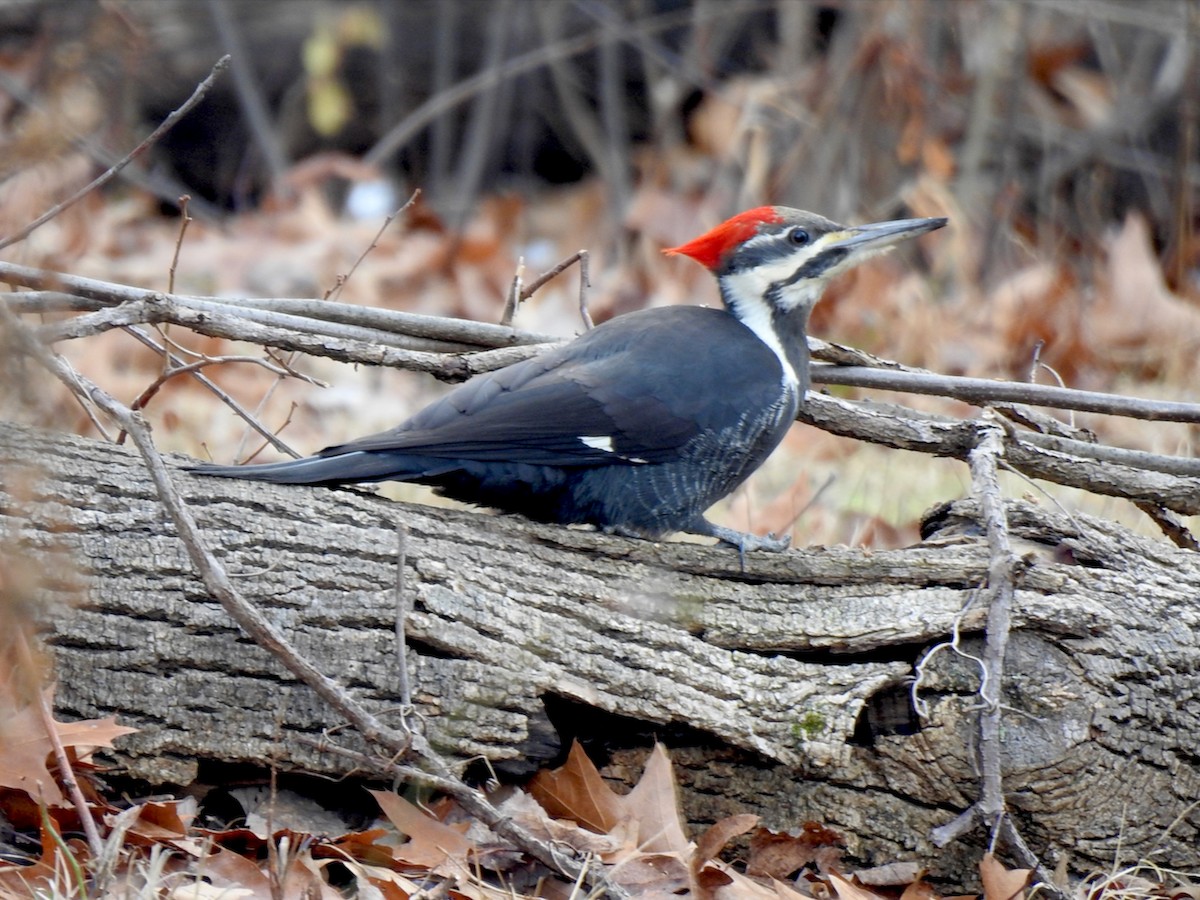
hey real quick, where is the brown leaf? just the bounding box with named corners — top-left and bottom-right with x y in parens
top-left (527, 741), bottom-right (626, 835)
top-left (747, 822), bottom-right (845, 879)
top-left (495, 788), bottom-right (625, 856)
top-left (370, 789), bottom-right (474, 869)
top-left (0, 691), bottom-right (136, 805)
top-left (528, 741), bottom-right (690, 854)
top-left (695, 865), bottom-right (735, 890)
top-left (328, 827), bottom-right (406, 868)
top-left (1096, 213), bottom-right (1200, 376)
top-left (609, 852), bottom-right (691, 894)
top-left (624, 743), bottom-right (690, 854)
top-left (696, 814), bottom-right (760, 863)
top-left (199, 846), bottom-right (274, 899)
top-left (980, 852), bottom-right (1031, 900)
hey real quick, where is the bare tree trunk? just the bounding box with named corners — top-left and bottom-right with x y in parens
top-left (4, 420), bottom-right (1198, 881)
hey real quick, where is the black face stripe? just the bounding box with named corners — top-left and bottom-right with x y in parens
top-left (781, 247), bottom-right (847, 285)
top-left (760, 247), bottom-right (849, 308)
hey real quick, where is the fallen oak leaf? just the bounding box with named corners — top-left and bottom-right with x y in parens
top-left (696, 814), bottom-right (760, 864)
top-left (527, 740), bottom-right (626, 835)
top-left (0, 691), bottom-right (136, 805)
top-left (528, 741), bottom-right (691, 855)
top-left (369, 789), bottom-right (474, 869)
top-left (623, 743), bottom-right (691, 854)
top-left (747, 822), bottom-right (846, 879)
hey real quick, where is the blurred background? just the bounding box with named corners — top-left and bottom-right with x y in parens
top-left (1, 0), bottom-right (1197, 548)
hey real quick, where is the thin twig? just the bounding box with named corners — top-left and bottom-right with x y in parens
top-left (0, 69), bottom-right (223, 221)
top-left (160, 194), bottom-right (195, 379)
top-left (520, 250), bottom-right (589, 302)
top-left (167, 195), bottom-right (194, 296)
top-left (121, 325), bottom-right (301, 458)
top-left (931, 411), bottom-right (1053, 888)
top-left (0, 56), bottom-right (230, 252)
top-left (1133, 501), bottom-right (1200, 550)
top-left (14, 630), bottom-right (105, 859)
top-left (577, 251), bottom-right (593, 330)
top-left (235, 383), bottom-right (290, 463)
top-left (325, 190), bottom-right (420, 302)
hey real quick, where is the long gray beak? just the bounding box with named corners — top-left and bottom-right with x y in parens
top-left (833, 216), bottom-right (948, 252)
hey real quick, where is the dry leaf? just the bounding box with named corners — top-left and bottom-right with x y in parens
top-left (624, 743), bottom-right (690, 854)
top-left (192, 846), bottom-right (273, 900)
top-left (528, 741), bottom-right (690, 854)
top-left (696, 813), bottom-right (760, 863)
top-left (855, 862), bottom-right (924, 887)
top-left (527, 741), bottom-right (626, 835)
top-left (980, 852), bottom-right (1031, 900)
top-left (747, 822), bottom-right (845, 879)
top-left (608, 852), bottom-right (691, 894)
top-left (1096, 213), bottom-right (1200, 376)
top-left (0, 691), bottom-right (136, 805)
top-left (495, 788), bottom-right (625, 856)
top-left (369, 789), bottom-right (474, 869)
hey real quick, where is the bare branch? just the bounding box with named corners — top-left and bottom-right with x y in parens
top-left (324, 190), bottom-right (420, 301)
top-left (814, 364), bottom-right (1200, 424)
top-left (167, 195), bottom-right (193, 296)
top-left (121, 325), bottom-right (301, 458)
top-left (0, 262), bottom-right (559, 350)
top-left (800, 395), bottom-right (1200, 515)
top-left (0, 56), bottom-right (230, 252)
top-left (1133, 501), bottom-right (1199, 551)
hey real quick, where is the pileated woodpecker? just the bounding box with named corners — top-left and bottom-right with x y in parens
top-left (192, 207), bottom-right (946, 558)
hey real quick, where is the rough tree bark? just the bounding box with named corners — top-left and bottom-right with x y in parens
top-left (3, 420), bottom-right (1198, 881)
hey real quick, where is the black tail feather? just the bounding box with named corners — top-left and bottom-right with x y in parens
top-left (187, 451), bottom-right (448, 485)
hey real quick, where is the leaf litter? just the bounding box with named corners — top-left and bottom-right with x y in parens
top-left (0, 723), bottom-right (1066, 899)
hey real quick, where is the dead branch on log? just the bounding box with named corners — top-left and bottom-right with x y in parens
top-left (5, 262), bottom-right (1200, 535)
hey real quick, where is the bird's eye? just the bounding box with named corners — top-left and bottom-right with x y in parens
top-left (788, 227), bottom-right (811, 246)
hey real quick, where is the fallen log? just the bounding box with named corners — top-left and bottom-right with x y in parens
top-left (3, 419), bottom-right (1198, 881)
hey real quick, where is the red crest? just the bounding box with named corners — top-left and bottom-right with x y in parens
top-left (664, 207), bottom-right (784, 270)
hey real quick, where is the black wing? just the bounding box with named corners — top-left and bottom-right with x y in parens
top-left (318, 305), bottom-right (780, 468)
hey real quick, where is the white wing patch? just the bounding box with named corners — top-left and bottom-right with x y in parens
top-left (580, 435), bottom-right (648, 464)
top-left (580, 435), bottom-right (615, 452)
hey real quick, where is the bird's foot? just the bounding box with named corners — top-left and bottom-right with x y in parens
top-left (705, 523), bottom-right (791, 572)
